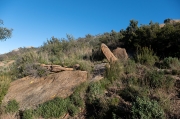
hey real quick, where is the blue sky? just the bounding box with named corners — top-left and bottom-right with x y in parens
top-left (0, 0), bottom-right (180, 54)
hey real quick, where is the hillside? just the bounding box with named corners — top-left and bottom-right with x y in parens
top-left (0, 19), bottom-right (180, 119)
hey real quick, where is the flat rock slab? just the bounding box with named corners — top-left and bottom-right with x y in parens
top-left (2, 71), bottom-right (87, 110)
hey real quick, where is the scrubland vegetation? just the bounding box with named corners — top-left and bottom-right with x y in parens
top-left (0, 19), bottom-right (180, 118)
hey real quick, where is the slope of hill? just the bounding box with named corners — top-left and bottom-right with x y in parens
top-left (0, 19), bottom-right (180, 119)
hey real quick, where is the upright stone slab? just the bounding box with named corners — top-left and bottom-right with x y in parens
top-left (101, 43), bottom-right (117, 62)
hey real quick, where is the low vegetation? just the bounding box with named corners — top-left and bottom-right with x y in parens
top-left (0, 18), bottom-right (180, 118)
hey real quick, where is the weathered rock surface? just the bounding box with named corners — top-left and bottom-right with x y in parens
top-left (0, 62), bottom-right (4, 67)
top-left (101, 43), bottom-right (117, 62)
top-left (2, 71), bottom-right (87, 110)
top-left (113, 47), bottom-right (128, 60)
top-left (41, 64), bottom-right (74, 72)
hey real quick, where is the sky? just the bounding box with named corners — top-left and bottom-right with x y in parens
top-left (0, 0), bottom-right (180, 54)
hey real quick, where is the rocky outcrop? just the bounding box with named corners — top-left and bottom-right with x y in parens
top-left (40, 64), bottom-right (80, 72)
top-left (2, 71), bottom-right (87, 110)
top-left (113, 47), bottom-right (128, 60)
top-left (159, 19), bottom-right (180, 28)
top-left (101, 43), bottom-right (117, 62)
top-left (41, 64), bottom-right (74, 72)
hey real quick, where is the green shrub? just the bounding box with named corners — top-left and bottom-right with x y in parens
top-left (70, 82), bottom-right (87, 108)
top-left (144, 70), bottom-right (165, 89)
top-left (124, 59), bottom-right (136, 74)
top-left (164, 76), bottom-right (175, 90)
top-left (0, 74), bottom-right (11, 105)
top-left (5, 100), bottom-right (19, 113)
top-left (106, 61), bottom-right (123, 82)
top-left (162, 57), bottom-right (180, 69)
top-left (108, 97), bottom-right (120, 106)
top-left (49, 55), bottom-right (61, 64)
top-left (143, 70), bottom-right (175, 90)
top-left (36, 97), bottom-right (70, 119)
top-left (132, 97), bottom-right (165, 119)
top-left (136, 47), bottom-right (158, 66)
top-left (67, 104), bottom-right (79, 117)
top-left (12, 62), bottom-right (49, 79)
top-left (23, 109), bottom-right (34, 119)
top-left (124, 75), bottom-right (138, 86)
top-left (70, 92), bottom-right (84, 107)
top-left (87, 81), bottom-right (105, 104)
top-left (118, 86), bottom-right (140, 102)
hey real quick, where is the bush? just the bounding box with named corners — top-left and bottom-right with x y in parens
top-left (5, 100), bottom-right (19, 113)
top-left (70, 92), bottom-right (84, 107)
top-left (136, 47), bottom-right (158, 66)
top-left (106, 61), bottom-right (123, 82)
top-left (164, 76), bottom-right (175, 90)
top-left (108, 97), bottom-right (120, 106)
top-left (132, 97), bottom-right (165, 119)
top-left (144, 70), bottom-right (165, 89)
top-left (23, 109), bottom-right (34, 119)
top-left (0, 74), bottom-right (11, 105)
top-left (162, 57), bottom-right (180, 69)
top-left (143, 70), bottom-right (175, 90)
top-left (70, 82), bottom-right (87, 107)
top-left (12, 61), bottom-right (49, 79)
top-left (67, 104), bottom-right (79, 117)
top-left (86, 81), bottom-right (105, 104)
top-left (10, 51), bottom-right (50, 79)
top-left (126, 76), bottom-right (138, 85)
top-left (118, 86), bottom-right (140, 102)
top-left (124, 59), bottom-right (136, 74)
top-left (36, 97), bottom-right (70, 118)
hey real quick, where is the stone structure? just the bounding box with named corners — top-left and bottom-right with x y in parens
top-left (101, 43), bottom-right (117, 62)
top-left (2, 71), bottom-right (87, 110)
top-left (112, 47), bottom-right (128, 60)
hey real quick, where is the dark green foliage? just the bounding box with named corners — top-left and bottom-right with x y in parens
top-left (122, 20), bottom-right (180, 58)
top-left (106, 61), bottom-right (123, 82)
top-left (0, 19), bottom-right (13, 41)
top-left (86, 81), bottom-right (105, 104)
top-left (144, 70), bottom-right (165, 89)
top-left (70, 91), bottom-right (84, 108)
top-left (118, 86), bottom-right (140, 102)
top-left (164, 76), bottom-right (175, 90)
top-left (126, 76), bottom-right (138, 85)
top-left (67, 104), bottom-right (79, 117)
top-left (23, 109), bottom-right (34, 119)
top-left (162, 57), bottom-right (180, 69)
top-left (132, 97), bottom-right (165, 119)
top-left (143, 70), bottom-right (175, 90)
top-left (164, 18), bottom-right (172, 24)
top-left (0, 74), bottom-right (11, 105)
top-left (36, 97), bottom-right (70, 119)
top-left (35, 83), bottom-right (88, 118)
top-left (136, 47), bottom-right (158, 66)
top-left (5, 100), bottom-right (19, 113)
top-left (124, 59), bottom-right (136, 74)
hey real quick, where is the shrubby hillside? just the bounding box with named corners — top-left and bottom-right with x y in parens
top-left (0, 19), bottom-right (180, 119)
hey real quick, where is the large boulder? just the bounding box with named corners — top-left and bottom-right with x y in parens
top-left (101, 43), bottom-right (117, 62)
top-left (112, 47), bottom-right (128, 60)
top-left (2, 71), bottom-right (87, 110)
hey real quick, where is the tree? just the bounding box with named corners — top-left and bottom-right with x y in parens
top-left (0, 19), bottom-right (13, 41)
top-left (164, 18), bottom-right (171, 24)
